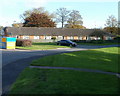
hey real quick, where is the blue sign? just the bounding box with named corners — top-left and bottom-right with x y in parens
top-left (6, 37), bottom-right (16, 42)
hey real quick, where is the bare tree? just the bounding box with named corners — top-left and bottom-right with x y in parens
top-left (104, 15), bottom-right (118, 34)
top-left (56, 8), bottom-right (70, 28)
top-left (105, 15), bottom-right (118, 27)
top-left (0, 26), bottom-right (3, 30)
top-left (67, 10), bottom-right (83, 26)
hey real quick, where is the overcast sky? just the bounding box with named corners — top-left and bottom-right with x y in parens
top-left (0, 0), bottom-right (119, 28)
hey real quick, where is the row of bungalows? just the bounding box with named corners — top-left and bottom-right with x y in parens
top-left (1, 27), bottom-right (115, 42)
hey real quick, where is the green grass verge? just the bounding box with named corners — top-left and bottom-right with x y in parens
top-left (31, 47), bottom-right (120, 73)
top-left (77, 42), bottom-right (120, 45)
top-left (16, 42), bottom-right (70, 50)
top-left (9, 68), bottom-right (119, 94)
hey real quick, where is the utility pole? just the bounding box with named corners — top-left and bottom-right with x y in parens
top-left (118, 1), bottom-right (120, 28)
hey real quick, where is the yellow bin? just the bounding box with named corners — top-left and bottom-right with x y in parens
top-left (6, 42), bottom-right (16, 49)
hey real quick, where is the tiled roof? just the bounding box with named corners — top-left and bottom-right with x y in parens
top-left (6, 27), bottom-right (114, 37)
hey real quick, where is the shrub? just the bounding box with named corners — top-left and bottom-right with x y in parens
top-left (16, 39), bottom-right (22, 46)
top-left (113, 37), bottom-right (120, 43)
top-left (51, 37), bottom-right (56, 42)
top-left (114, 37), bottom-right (120, 40)
top-left (16, 39), bottom-right (32, 47)
top-left (91, 40), bottom-right (104, 44)
top-left (51, 37), bottom-right (56, 40)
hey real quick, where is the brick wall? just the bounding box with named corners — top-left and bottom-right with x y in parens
top-left (82, 36), bottom-right (87, 40)
top-left (74, 36), bottom-right (78, 40)
top-left (29, 36), bottom-right (34, 39)
top-left (40, 36), bottom-right (45, 39)
top-left (64, 36), bottom-right (67, 40)
top-left (19, 36), bottom-right (23, 39)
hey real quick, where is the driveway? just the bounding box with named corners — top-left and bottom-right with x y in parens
top-left (1, 44), bottom-right (119, 95)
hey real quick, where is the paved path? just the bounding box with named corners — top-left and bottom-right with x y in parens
top-left (29, 66), bottom-right (120, 78)
top-left (1, 44), bottom-right (120, 95)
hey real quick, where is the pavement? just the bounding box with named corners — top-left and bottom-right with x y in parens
top-left (1, 44), bottom-right (120, 95)
top-left (29, 66), bottom-right (120, 77)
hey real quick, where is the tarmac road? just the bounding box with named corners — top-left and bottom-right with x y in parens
top-left (2, 44), bottom-right (119, 66)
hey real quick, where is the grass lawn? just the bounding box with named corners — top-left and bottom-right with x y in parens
top-left (16, 42), bottom-right (70, 50)
top-left (9, 68), bottom-right (119, 94)
top-left (9, 47), bottom-right (120, 95)
top-left (77, 42), bottom-right (120, 46)
top-left (31, 47), bottom-right (120, 73)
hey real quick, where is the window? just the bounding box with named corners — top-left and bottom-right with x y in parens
top-left (87, 37), bottom-right (91, 40)
top-left (67, 36), bottom-right (70, 39)
top-left (45, 36), bottom-right (52, 39)
top-left (34, 36), bottom-right (39, 39)
top-left (58, 36), bottom-right (63, 39)
top-left (58, 36), bottom-right (63, 38)
top-left (106, 36), bottom-right (112, 40)
top-left (40, 36), bottom-right (45, 39)
top-left (23, 36), bottom-right (29, 39)
top-left (97, 37), bottom-right (101, 40)
top-left (70, 36), bottom-right (74, 40)
top-left (74, 36), bottom-right (78, 40)
top-left (79, 36), bottom-right (82, 40)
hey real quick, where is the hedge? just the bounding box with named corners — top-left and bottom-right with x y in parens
top-left (16, 39), bottom-right (32, 47)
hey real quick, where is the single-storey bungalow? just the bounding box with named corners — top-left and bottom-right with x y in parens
top-left (0, 27), bottom-right (115, 42)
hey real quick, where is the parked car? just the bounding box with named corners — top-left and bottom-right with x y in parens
top-left (57, 40), bottom-right (77, 47)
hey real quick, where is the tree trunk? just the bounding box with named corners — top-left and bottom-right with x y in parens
top-left (62, 22), bottom-right (64, 28)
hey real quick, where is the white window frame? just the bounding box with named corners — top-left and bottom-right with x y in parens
top-left (106, 36), bottom-right (112, 40)
top-left (70, 36), bottom-right (74, 40)
top-left (79, 36), bottom-right (82, 40)
top-left (23, 36), bottom-right (29, 39)
top-left (97, 37), bottom-right (101, 40)
top-left (58, 36), bottom-right (63, 40)
top-left (34, 36), bottom-right (39, 39)
top-left (45, 36), bottom-right (52, 39)
top-left (86, 36), bottom-right (91, 40)
top-left (58, 36), bottom-right (63, 38)
top-left (67, 36), bottom-right (70, 40)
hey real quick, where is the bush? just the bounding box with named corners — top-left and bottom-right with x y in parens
top-left (51, 37), bottom-right (56, 40)
top-left (16, 39), bottom-right (32, 47)
top-left (71, 40), bottom-right (87, 43)
top-left (16, 39), bottom-right (22, 46)
top-left (91, 40), bottom-right (104, 44)
top-left (113, 37), bottom-right (120, 43)
top-left (51, 37), bottom-right (56, 42)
